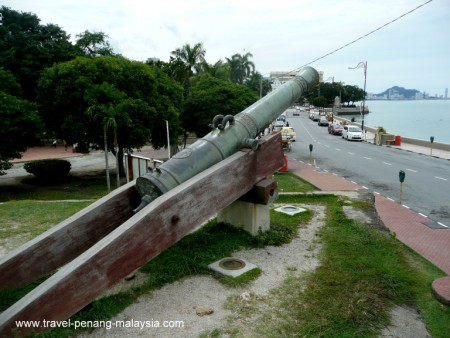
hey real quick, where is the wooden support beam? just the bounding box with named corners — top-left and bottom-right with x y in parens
top-left (0, 133), bottom-right (283, 337)
top-left (0, 182), bottom-right (141, 290)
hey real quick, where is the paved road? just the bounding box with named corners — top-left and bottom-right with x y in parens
top-left (285, 109), bottom-right (450, 228)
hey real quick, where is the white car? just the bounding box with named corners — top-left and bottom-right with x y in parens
top-left (342, 125), bottom-right (363, 141)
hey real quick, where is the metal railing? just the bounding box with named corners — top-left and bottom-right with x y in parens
top-left (124, 153), bottom-right (164, 182)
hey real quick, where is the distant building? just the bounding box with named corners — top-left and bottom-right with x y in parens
top-left (269, 70), bottom-right (328, 91)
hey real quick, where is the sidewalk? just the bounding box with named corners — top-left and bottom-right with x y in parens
top-left (362, 130), bottom-right (449, 160)
top-left (288, 158), bottom-right (450, 305)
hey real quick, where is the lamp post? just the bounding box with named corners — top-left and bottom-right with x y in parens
top-left (348, 61), bottom-right (367, 136)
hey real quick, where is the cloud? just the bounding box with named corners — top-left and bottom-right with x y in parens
top-left (2, 0), bottom-right (449, 94)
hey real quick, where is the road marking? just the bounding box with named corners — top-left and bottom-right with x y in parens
top-left (406, 168), bottom-right (417, 172)
top-left (419, 213), bottom-right (428, 218)
top-left (351, 181), bottom-right (357, 184)
top-left (335, 148), bottom-right (341, 151)
top-left (435, 176), bottom-right (448, 181)
top-left (402, 205), bottom-right (410, 209)
top-left (332, 173), bottom-right (338, 176)
top-left (324, 145), bottom-right (330, 148)
top-left (387, 197), bottom-right (394, 201)
top-left (323, 169), bottom-right (328, 172)
top-left (374, 191), bottom-right (380, 195)
top-left (364, 157), bottom-right (371, 160)
top-left (438, 222), bottom-right (448, 228)
top-left (362, 186), bottom-right (368, 189)
top-left (348, 152), bottom-right (355, 155)
top-left (383, 162), bottom-right (392, 166)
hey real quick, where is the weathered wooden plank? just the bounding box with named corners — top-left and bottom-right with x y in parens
top-left (0, 133), bottom-right (283, 337)
top-left (0, 181), bottom-right (141, 290)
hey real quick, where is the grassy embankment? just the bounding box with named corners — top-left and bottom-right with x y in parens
top-left (0, 171), bottom-right (448, 337)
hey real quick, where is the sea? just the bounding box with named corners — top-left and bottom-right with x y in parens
top-left (344, 100), bottom-right (450, 144)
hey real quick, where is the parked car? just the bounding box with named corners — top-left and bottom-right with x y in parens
top-left (328, 123), bottom-right (343, 135)
top-left (310, 111), bottom-right (320, 121)
top-left (342, 125), bottom-right (363, 141)
top-left (274, 115), bottom-right (286, 127)
top-left (280, 127), bottom-right (296, 141)
top-left (318, 117), bottom-right (329, 126)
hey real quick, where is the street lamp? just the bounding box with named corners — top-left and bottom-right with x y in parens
top-left (348, 61), bottom-right (367, 136)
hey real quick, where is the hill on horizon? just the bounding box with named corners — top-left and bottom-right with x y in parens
top-left (376, 86), bottom-right (420, 99)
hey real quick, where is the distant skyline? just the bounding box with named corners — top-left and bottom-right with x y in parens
top-left (3, 0), bottom-right (449, 95)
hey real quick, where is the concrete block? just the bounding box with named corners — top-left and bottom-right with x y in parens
top-left (218, 200), bottom-right (270, 236)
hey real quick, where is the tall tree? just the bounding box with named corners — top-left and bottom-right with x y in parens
top-left (75, 30), bottom-right (115, 57)
top-left (200, 60), bottom-right (230, 81)
top-left (86, 82), bottom-right (128, 189)
top-left (170, 42), bottom-right (206, 96)
top-left (245, 72), bottom-right (271, 97)
top-left (184, 74), bottom-right (259, 137)
top-left (226, 52), bottom-right (255, 84)
top-left (0, 93), bottom-right (43, 175)
top-left (0, 6), bottom-right (77, 100)
top-left (37, 56), bottom-right (183, 176)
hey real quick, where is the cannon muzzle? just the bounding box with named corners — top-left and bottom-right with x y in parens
top-left (136, 66), bottom-right (319, 203)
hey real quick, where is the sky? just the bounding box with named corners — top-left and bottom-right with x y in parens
top-left (3, 0), bottom-right (449, 96)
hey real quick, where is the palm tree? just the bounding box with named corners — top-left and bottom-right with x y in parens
top-left (200, 60), bottom-right (230, 81)
top-left (170, 42), bottom-right (206, 95)
top-left (226, 52), bottom-right (255, 84)
top-left (85, 82), bottom-right (127, 191)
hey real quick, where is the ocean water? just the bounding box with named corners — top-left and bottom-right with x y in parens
top-left (344, 100), bottom-right (450, 144)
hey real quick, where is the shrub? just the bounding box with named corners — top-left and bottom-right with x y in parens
top-left (24, 159), bottom-right (71, 181)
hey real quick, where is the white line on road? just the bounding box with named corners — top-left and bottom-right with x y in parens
top-left (438, 222), bottom-right (449, 228)
top-left (362, 186), bottom-right (368, 189)
top-left (383, 162), bottom-right (392, 166)
top-left (402, 205), bottom-right (410, 209)
top-left (351, 181), bottom-right (357, 184)
top-left (418, 213), bottom-right (428, 218)
top-left (332, 173), bottom-right (338, 176)
top-left (387, 197), bottom-right (394, 201)
top-left (435, 176), bottom-right (448, 181)
top-left (406, 168), bottom-right (417, 172)
top-left (335, 148), bottom-right (341, 151)
top-left (348, 152), bottom-right (355, 155)
top-left (374, 192), bottom-right (380, 195)
top-left (364, 157), bottom-right (371, 160)
top-left (324, 145), bottom-right (330, 148)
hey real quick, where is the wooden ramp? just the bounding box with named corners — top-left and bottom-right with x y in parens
top-left (0, 133), bottom-right (283, 337)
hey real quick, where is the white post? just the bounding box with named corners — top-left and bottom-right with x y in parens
top-left (166, 120), bottom-right (171, 159)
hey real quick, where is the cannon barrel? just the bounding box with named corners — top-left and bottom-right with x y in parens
top-left (135, 66), bottom-right (319, 204)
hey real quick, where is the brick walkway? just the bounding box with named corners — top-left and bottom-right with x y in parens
top-left (287, 156), bottom-right (450, 305)
top-left (288, 160), bottom-right (361, 191)
top-left (11, 146), bottom-right (81, 162)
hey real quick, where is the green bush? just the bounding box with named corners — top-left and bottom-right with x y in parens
top-left (24, 159), bottom-right (71, 180)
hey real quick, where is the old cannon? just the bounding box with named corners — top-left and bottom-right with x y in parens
top-left (0, 66), bottom-right (319, 336)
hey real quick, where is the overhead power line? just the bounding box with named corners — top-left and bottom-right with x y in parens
top-left (286, 0), bottom-right (433, 76)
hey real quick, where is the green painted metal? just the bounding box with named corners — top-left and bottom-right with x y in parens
top-left (135, 66), bottom-right (319, 202)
